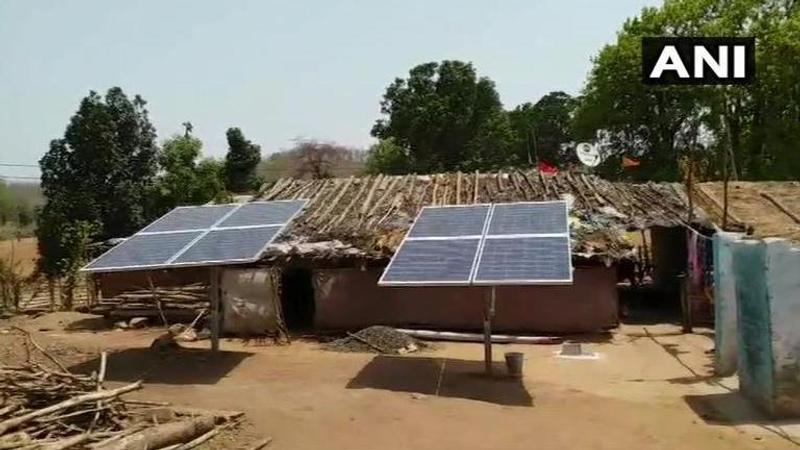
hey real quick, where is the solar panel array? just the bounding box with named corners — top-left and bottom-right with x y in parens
top-left (82, 200), bottom-right (307, 273)
top-left (378, 201), bottom-right (572, 286)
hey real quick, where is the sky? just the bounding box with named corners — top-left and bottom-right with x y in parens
top-left (0, 0), bottom-right (661, 180)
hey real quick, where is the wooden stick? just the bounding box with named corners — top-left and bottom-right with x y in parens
top-left (43, 433), bottom-right (93, 450)
top-left (148, 276), bottom-right (169, 328)
top-left (90, 351), bottom-right (108, 431)
top-left (11, 327), bottom-right (71, 374)
top-left (760, 191), bottom-right (800, 224)
top-left (170, 428), bottom-right (219, 450)
top-left (248, 437), bottom-right (273, 450)
top-left (0, 381), bottom-right (142, 435)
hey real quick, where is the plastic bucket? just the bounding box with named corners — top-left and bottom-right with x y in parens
top-left (505, 352), bottom-right (524, 378)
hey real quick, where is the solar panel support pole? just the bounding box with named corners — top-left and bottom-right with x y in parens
top-left (484, 286), bottom-right (496, 376)
top-left (210, 266), bottom-right (221, 352)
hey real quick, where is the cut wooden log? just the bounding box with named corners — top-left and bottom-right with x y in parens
top-left (96, 416), bottom-right (215, 450)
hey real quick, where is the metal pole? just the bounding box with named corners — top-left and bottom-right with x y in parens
top-left (484, 286), bottom-right (496, 375)
top-left (210, 266), bottom-right (220, 352)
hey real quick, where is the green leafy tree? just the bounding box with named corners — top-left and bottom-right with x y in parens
top-left (574, 0), bottom-right (800, 181)
top-left (37, 87), bottom-right (158, 280)
top-left (365, 139), bottom-right (410, 175)
top-left (508, 91), bottom-right (577, 167)
top-left (151, 134), bottom-right (226, 215)
top-left (372, 60), bottom-right (517, 172)
top-left (224, 128), bottom-right (262, 192)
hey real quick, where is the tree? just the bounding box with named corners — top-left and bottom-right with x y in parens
top-left (573, 0), bottom-right (800, 181)
top-left (365, 139), bottom-right (410, 175)
top-left (288, 140), bottom-right (364, 179)
top-left (508, 91), bottom-right (577, 167)
top-left (224, 128), bottom-right (262, 192)
top-left (37, 87), bottom-right (158, 280)
top-left (372, 60), bottom-right (517, 173)
top-left (151, 133), bottom-right (226, 215)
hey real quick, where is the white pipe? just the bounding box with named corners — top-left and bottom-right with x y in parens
top-left (395, 328), bottom-right (562, 345)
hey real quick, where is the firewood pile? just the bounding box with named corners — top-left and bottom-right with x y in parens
top-left (0, 328), bottom-right (248, 449)
top-left (92, 284), bottom-right (209, 322)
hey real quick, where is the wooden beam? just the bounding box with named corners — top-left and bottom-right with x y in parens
top-left (210, 267), bottom-right (221, 352)
top-left (760, 191), bottom-right (800, 225)
top-left (483, 287), bottom-right (495, 376)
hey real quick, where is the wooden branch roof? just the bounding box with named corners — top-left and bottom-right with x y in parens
top-left (693, 181), bottom-right (800, 242)
top-left (257, 170), bottom-right (710, 260)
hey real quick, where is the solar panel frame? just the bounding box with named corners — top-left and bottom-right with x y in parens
top-left (139, 204), bottom-right (240, 234)
top-left (377, 237), bottom-right (482, 286)
top-left (81, 199), bottom-right (309, 273)
top-left (81, 231), bottom-right (205, 273)
top-left (378, 204), bottom-right (492, 286)
top-left (379, 200), bottom-right (573, 286)
top-left (406, 204), bottom-right (491, 238)
top-left (471, 235), bottom-right (573, 285)
top-left (487, 201), bottom-right (569, 236)
top-left (472, 201), bottom-right (573, 285)
top-left (216, 200), bottom-right (307, 229)
top-left (170, 225), bottom-right (284, 266)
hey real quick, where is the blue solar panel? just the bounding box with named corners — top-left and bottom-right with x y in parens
top-left (379, 239), bottom-right (480, 285)
top-left (378, 200), bottom-right (573, 286)
top-left (472, 236), bottom-right (572, 284)
top-left (488, 202), bottom-right (568, 235)
top-left (171, 226), bottom-right (282, 265)
top-left (82, 200), bottom-right (308, 273)
top-left (407, 205), bottom-right (490, 238)
top-left (140, 205), bottom-right (238, 233)
top-left (217, 201), bottom-right (306, 228)
top-left (83, 231), bottom-right (202, 272)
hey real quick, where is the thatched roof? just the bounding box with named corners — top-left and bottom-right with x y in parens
top-left (693, 181), bottom-right (800, 242)
top-left (257, 170), bottom-right (709, 261)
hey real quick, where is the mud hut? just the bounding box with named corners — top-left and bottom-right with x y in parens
top-left (92, 170), bottom-right (713, 335)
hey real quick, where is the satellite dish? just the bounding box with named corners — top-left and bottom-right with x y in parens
top-left (576, 143), bottom-right (602, 167)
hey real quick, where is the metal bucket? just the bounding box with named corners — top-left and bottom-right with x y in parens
top-left (505, 352), bottom-right (524, 378)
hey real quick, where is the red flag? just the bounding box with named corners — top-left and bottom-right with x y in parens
top-left (538, 160), bottom-right (558, 175)
top-left (622, 156), bottom-right (640, 168)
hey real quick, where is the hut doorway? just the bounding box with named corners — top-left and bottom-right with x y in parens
top-left (281, 268), bottom-right (315, 330)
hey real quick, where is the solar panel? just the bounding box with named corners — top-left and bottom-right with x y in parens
top-left (488, 202), bottom-right (568, 235)
top-left (379, 238), bottom-right (481, 285)
top-left (140, 205), bottom-right (238, 233)
top-left (407, 205), bottom-right (490, 238)
top-left (378, 200), bottom-right (573, 287)
top-left (83, 231), bottom-right (202, 272)
top-left (81, 199), bottom-right (308, 273)
top-left (217, 200), bottom-right (306, 228)
top-left (172, 226), bottom-right (282, 265)
top-left (472, 236), bottom-right (572, 284)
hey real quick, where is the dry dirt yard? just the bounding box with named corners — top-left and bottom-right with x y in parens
top-left (2, 312), bottom-right (800, 450)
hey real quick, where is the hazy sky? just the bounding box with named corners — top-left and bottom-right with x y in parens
top-left (0, 0), bottom-right (660, 180)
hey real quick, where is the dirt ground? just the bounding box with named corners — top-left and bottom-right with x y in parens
top-left (2, 312), bottom-right (800, 450)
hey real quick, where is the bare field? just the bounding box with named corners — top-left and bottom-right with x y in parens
top-left (0, 237), bottom-right (38, 277)
top-left (2, 313), bottom-right (799, 450)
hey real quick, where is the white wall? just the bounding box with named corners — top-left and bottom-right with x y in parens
top-left (765, 239), bottom-right (800, 415)
top-left (713, 232), bottom-right (742, 376)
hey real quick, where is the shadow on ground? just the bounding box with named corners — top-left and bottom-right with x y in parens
top-left (69, 347), bottom-right (253, 385)
top-left (685, 392), bottom-right (800, 445)
top-left (63, 316), bottom-right (113, 332)
top-left (346, 355), bottom-right (533, 407)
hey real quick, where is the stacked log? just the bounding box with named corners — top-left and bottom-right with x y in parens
top-left (93, 284), bottom-right (209, 321)
top-left (0, 328), bottom-right (246, 449)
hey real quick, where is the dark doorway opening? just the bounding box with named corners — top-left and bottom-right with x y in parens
top-left (281, 268), bottom-right (315, 330)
